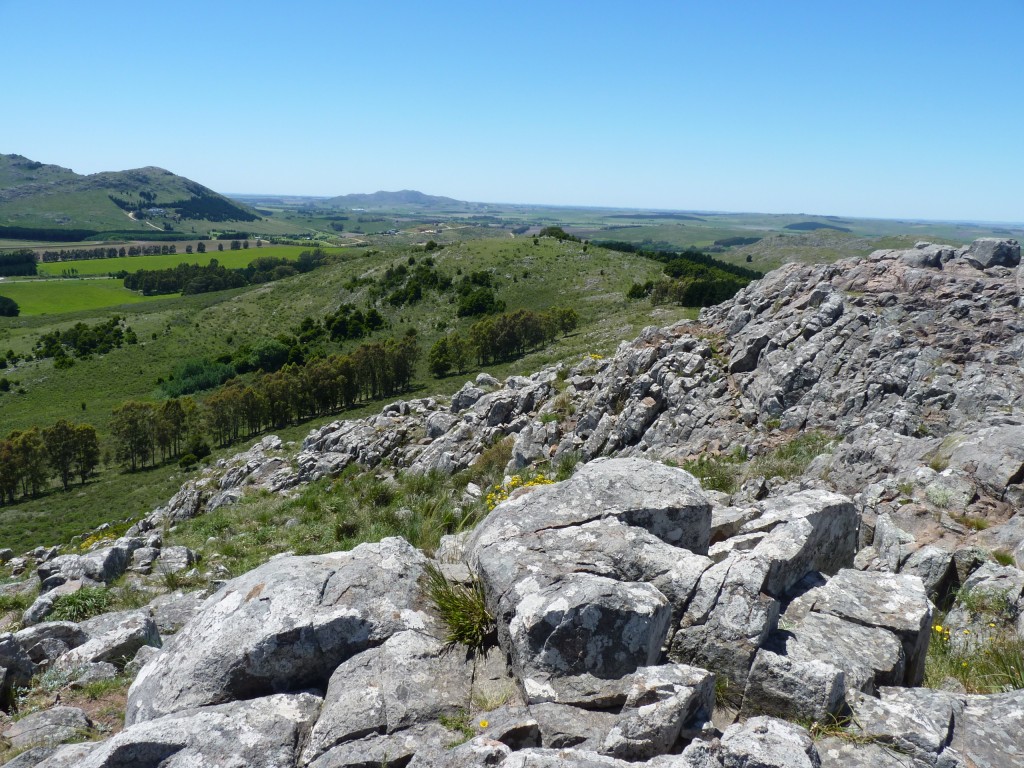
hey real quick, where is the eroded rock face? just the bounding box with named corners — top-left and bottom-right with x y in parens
top-left (125, 537), bottom-right (431, 724)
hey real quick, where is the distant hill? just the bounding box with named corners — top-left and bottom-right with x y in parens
top-left (0, 154), bottom-right (260, 240)
top-left (324, 190), bottom-right (466, 210)
top-left (784, 221), bottom-right (852, 233)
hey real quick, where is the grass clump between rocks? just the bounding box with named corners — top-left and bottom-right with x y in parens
top-left (925, 621), bottom-right (1024, 693)
top-left (49, 587), bottom-right (114, 622)
top-left (422, 563), bottom-right (494, 652)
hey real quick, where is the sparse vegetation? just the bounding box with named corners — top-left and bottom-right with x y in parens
top-left (49, 587), bottom-right (113, 622)
top-left (422, 563), bottom-right (494, 652)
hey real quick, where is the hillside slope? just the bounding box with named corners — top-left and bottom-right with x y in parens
top-left (323, 189), bottom-right (466, 210)
top-left (0, 153), bottom-right (259, 235)
top-left (2, 237), bottom-right (1023, 766)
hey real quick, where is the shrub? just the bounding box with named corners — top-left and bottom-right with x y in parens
top-left (50, 587), bottom-right (113, 622)
top-left (423, 563), bottom-right (494, 651)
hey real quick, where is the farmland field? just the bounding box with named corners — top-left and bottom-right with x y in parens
top-left (35, 245), bottom-right (344, 276)
top-left (0, 278), bottom-right (164, 315)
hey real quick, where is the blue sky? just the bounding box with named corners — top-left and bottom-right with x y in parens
top-left (2, 1), bottom-right (1022, 221)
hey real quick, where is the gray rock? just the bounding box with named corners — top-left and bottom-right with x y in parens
top-left (509, 572), bottom-right (671, 704)
top-left (775, 611), bottom-right (905, 693)
top-left (951, 688), bottom-right (1024, 768)
top-left (712, 716), bottom-right (821, 768)
top-left (125, 538), bottom-right (431, 724)
top-left (740, 650), bottom-right (845, 722)
top-left (2, 706), bottom-right (92, 751)
top-left (23, 743), bottom-right (97, 768)
top-left (153, 546), bottom-right (196, 576)
top-left (900, 545), bottom-right (954, 601)
top-left (848, 687), bottom-right (960, 763)
top-left (530, 702), bottom-right (618, 749)
top-left (301, 629), bottom-right (474, 765)
top-left (144, 590), bottom-right (206, 635)
top-left (600, 664), bottom-right (715, 759)
top-left (0, 632), bottom-right (35, 708)
top-left (949, 425), bottom-right (1024, 499)
top-left (811, 569), bottom-right (932, 685)
top-left (129, 547), bottom-right (159, 573)
top-left (305, 722), bottom-right (452, 768)
top-left (15, 622), bottom-right (88, 665)
top-left (72, 692), bottom-right (321, 768)
top-left (69, 662), bottom-right (119, 687)
top-left (961, 237), bottom-right (1020, 269)
top-left (56, 612), bottom-right (159, 670)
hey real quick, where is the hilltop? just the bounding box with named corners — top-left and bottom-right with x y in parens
top-left (323, 189), bottom-right (467, 210)
top-left (0, 238), bottom-right (1021, 766)
top-left (0, 154), bottom-right (260, 240)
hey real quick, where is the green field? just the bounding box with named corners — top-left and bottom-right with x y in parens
top-left (0, 278), bottom-right (164, 315)
top-left (35, 245), bottom-right (343, 276)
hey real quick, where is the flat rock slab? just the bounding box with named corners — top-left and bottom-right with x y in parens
top-left (301, 629), bottom-right (474, 765)
top-left (71, 693), bottom-right (321, 768)
top-left (811, 568), bottom-right (931, 685)
top-left (125, 537), bottom-right (431, 724)
top-left (2, 706), bottom-right (92, 751)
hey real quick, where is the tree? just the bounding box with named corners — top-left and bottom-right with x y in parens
top-left (427, 337), bottom-right (451, 378)
top-left (0, 296), bottom-right (19, 317)
top-left (111, 401), bottom-right (157, 471)
top-left (71, 423), bottom-right (100, 485)
top-left (10, 428), bottom-right (47, 497)
top-left (43, 419), bottom-right (77, 490)
top-left (197, 241), bottom-right (206, 254)
top-left (217, 243), bottom-right (224, 252)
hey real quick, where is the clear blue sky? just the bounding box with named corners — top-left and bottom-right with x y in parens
top-left (3, 1), bottom-right (1021, 222)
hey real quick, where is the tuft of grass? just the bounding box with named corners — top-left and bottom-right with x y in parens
top-left (683, 451), bottom-right (745, 494)
top-left (50, 587), bottom-right (113, 622)
top-left (749, 431), bottom-right (834, 482)
top-left (422, 562), bottom-right (494, 652)
top-left (554, 450), bottom-right (581, 481)
top-left (992, 549), bottom-right (1016, 567)
top-left (0, 591), bottom-right (34, 614)
top-left (438, 708), bottom-right (475, 747)
top-left (952, 514), bottom-right (990, 531)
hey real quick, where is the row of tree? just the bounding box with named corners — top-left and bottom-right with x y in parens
top-left (0, 421), bottom-right (100, 503)
top-left (0, 249), bottom-right (37, 276)
top-left (111, 331), bottom-right (423, 467)
top-left (40, 245), bottom-right (186, 262)
top-left (122, 251), bottom-right (327, 296)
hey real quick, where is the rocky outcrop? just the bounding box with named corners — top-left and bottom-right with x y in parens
top-left (6, 239), bottom-right (1024, 766)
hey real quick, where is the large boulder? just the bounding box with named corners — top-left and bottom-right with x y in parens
top-left (466, 457), bottom-right (712, 702)
top-left (125, 538), bottom-right (431, 724)
top-left (67, 693), bottom-right (321, 768)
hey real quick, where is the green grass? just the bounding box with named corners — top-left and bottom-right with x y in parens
top-left (168, 458), bottom-right (512, 578)
top-left (49, 587), bottom-right (113, 622)
top-left (926, 622), bottom-right (1024, 693)
top-left (0, 278), bottom-right (163, 315)
top-left (34, 245), bottom-right (343, 276)
top-left (422, 562), bottom-right (494, 651)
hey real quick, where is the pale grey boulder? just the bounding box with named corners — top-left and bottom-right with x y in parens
top-left (14, 621), bottom-right (87, 665)
top-left (125, 537), bottom-right (431, 725)
top-left (671, 490), bottom-right (857, 688)
top-left (152, 546), bottom-right (196, 575)
top-left (718, 720), bottom-right (821, 768)
top-left (55, 612), bottom-right (159, 670)
top-left (72, 693), bottom-right (321, 768)
top-left (950, 688), bottom-right (1024, 768)
top-left (847, 688), bottom-right (961, 765)
top-left (960, 237), bottom-right (1020, 269)
top-left (740, 650), bottom-right (845, 722)
top-left (144, 590), bottom-right (206, 635)
top-left (24, 743), bottom-right (97, 768)
top-left (0, 632), bottom-right (35, 708)
top-left (900, 545), bottom-right (954, 601)
top-left (773, 611), bottom-right (905, 693)
top-left (2, 706), bottom-right (92, 751)
top-left (305, 722), bottom-right (453, 768)
top-left (300, 629), bottom-right (474, 765)
top-left (600, 664), bottom-right (715, 760)
top-left (811, 569), bottom-right (932, 685)
top-left (949, 425), bottom-right (1024, 499)
top-left (509, 573), bottom-right (672, 704)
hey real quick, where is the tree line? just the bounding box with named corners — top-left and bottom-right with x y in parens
top-left (0, 421), bottom-right (100, 504)
top-left (40, 244), bottom-right (188, 262)
top-left (122, 250), bottom-right (327, 296)
top-left (0, 249), bottom-right (37, 276)
top-left (428, 307), bottom-right (579, 375)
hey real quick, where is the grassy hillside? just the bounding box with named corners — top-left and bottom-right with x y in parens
top-left (0, 154), bottom-right (261, 237)
top-left (0, 236), bottom-right (700, 551)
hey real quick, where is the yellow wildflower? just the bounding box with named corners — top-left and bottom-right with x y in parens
top-left (479, 720), bottom-right (489, 728)
top-left (933, 624), bottom-right (943, 633)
